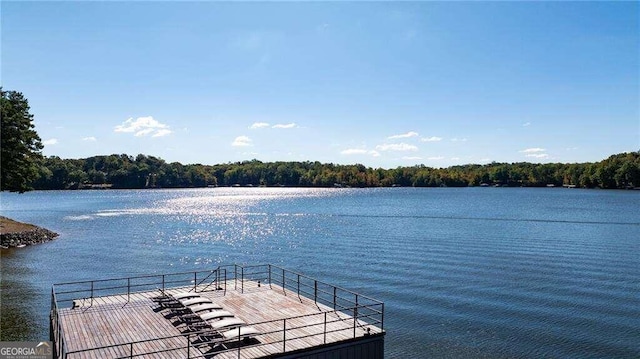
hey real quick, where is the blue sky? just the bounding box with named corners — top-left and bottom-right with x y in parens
top-left (2, 1), bottom-right (638, 168)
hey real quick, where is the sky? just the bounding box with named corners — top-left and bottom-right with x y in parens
top-left (2, 1), bottom-right (638, 169)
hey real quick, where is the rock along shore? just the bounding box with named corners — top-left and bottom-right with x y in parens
top-left (0, 216), bottom-right (59, 248)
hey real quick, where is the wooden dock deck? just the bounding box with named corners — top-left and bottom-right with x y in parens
top-left (54, 273), bottom-right (384, 359)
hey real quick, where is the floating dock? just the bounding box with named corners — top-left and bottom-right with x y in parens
top-left (51, 264), bottom-right (385, 358)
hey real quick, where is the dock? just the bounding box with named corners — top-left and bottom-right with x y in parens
top-left (51, 264), bottom-right (385, 358)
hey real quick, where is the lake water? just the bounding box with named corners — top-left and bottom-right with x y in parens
top-left (1, 188), bottom-right (639, 358)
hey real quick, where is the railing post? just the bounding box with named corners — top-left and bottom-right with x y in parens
top-left (297, 274), bottom-right (300, 297)
top-left (283, 318), bottom-right (286, 352)
top-left (241, 266), bottom-right (244, 293)
top-left (282, 268), bottom-right (285, 293)
top-left (234, 265), bottom-right (238, 290)
top-left (333, 287), bottom-right (336, 310)
top-left (162, 275), bottom-right (165, 292)
top-left (237, 326), bottom-right (241, 359)
top-left (90, 281), bottom-right (94, 307)
top-left (354, 294), bottom-right (359, 337)
top-left (268, 264), bottom-right (272, 289)
top-left (193, 272), bottom-right (197, 292)
top-left (324, 312), bottom-right (327, 344)
top-left (381, 302), bottom-right (385, 330)
top-left (127, 278), bottom-right (131, 303)
top-left (355, 294), bottom-right (359, 312)
top-left (59, 319), bottom-right (63, 358)
top-left (353, 306), bottom-right (357, 338)
top-left (314, 280), bottom-right (317, 304)
top-left (61, 324), bottom-right (66, 359)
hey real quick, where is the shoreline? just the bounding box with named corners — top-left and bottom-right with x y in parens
top-left (0, 216), bottom-right (59, 248)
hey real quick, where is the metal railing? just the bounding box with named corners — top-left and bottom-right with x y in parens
top-left (52, 268), bottom-right (225, 309)
top-left (51, 268), bottom-right (224, 358)
top-left (229, 264), bottom-right (384, 331)
top-left (51, 264), bottom-right (384, 359)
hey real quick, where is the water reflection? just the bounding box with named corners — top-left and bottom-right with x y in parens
top-left (0, 248), bottom-right (40, 341)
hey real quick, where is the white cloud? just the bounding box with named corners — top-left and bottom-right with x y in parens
top-left (421, 136), bottom-right (443, 142)
top-left (376, 143), bottom-right (418, 152)
top-left (152, 129), bottom-right (172, 138)
top-left (402, 156), bottom-right (422, 160)
top-left (272, 123), bottom-right (297, 129)
top-left (232, 136), bottom-right (252, 147)
top-left (388, 131), bottom-right (419, 139)
top-left (451, 157), bottom-right (460, 160)
top-left (134, 128), bottom-right (155, 137)
top-left (526, 153), bottom-right (549, 159)
top-left (340, 149), bottom-right (381, 157)
top-left (427, 156), bottom-right (445, 160)
top-left (43, 138), bottom-right (58, 145)
top-left (520, 148), bottom-right (546, 153)
top-left (114, 116), bottom-right (172, 137)
top-left (341, 149), bottom-right (368, 155)
top-left (82, 136), bottom-right (97, 142)
top-left (249, 122), bottom-right (270, 129)
top-left (523, 122), bottom-right (531, 127)
top-left (451, 138), bottom-right (468, 142)
top-left (317, 23), bottom-right (330, 33)
top-left (479, 158), bottom-right (491, 163)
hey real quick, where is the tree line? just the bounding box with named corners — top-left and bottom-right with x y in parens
top-left (32, 151), bottom-right (640, 190)
top-left (2, 88), bottom-right (639, 192)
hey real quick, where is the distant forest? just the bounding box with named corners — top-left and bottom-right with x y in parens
top-left (32, 151), bottom-right (640, 190)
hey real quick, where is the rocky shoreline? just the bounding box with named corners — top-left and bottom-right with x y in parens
top-left (0, 216), bottom-right (59, 248)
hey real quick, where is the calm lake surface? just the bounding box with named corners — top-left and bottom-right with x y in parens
top-left (1, 188), bottom-right (639, 358)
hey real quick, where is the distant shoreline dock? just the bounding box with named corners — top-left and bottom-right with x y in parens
top-left (50, 264), bottom-right (385, 358)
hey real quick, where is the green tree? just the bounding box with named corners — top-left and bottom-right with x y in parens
top-left (1, 89), bottom-right (44, 192)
